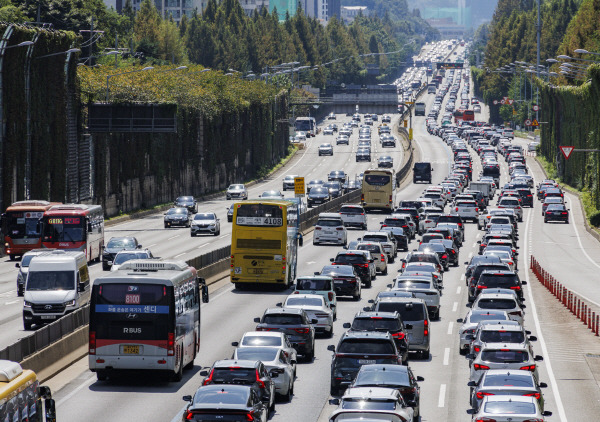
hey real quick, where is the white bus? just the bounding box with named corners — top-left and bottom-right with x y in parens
top-left (295, 117), bottom-right (317, 137)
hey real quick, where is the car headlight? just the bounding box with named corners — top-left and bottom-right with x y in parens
top-left (24, 301), bottom-right (32, 307)
top-left (64, 299), bottom-right (76, 307)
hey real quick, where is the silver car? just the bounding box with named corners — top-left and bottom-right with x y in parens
top-left (233, 346), bottom-right (296, 401)
top-left (226, 184), bottom-right (248, 200)
top-left (392, 275), bottom-right (441, 320)
top-left (471, 291), bottom-right (525, 325)
top-left (467, 395), bottom-right (552, 421)
top-left (469, 369), bottom-right (547, 410)
top-left (282, 175), bottom-right (298, 191)
top-left (360, 231), bottom-right (397, 261)
top-left (328, 387), bottom-right (414, 422)
top-left (468, 343), bottom-right (544, 384)
top-left (356, 242), bottom-right (388, 274)
top-left (469, 320), bottom-right (532, 358)
top-left (284, 294), bottom-right (334, 337)
top-left (457, 309), bottom-right (510, 354)
top-left (190, 212), bottom-right (220, 236)
top-left (318, 143), bottom-right (334, 156)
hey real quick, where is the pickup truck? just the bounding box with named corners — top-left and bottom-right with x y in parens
top-left (453, 200), bottom-right (480, 222)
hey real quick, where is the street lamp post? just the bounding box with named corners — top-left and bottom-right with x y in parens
top-left (105, 66), bottom-right (154, 102)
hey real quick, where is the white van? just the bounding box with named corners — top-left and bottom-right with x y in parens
top-left (22, 250), bottom-right (90, 330)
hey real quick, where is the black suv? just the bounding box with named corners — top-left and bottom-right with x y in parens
top-left (254, 308), bottom-right (316, 360)
top-left (327, 331), bottom-right (403, 396)
top-left (318, 265), bottom-right (362, 300)
top-left (343, 311), bottom-right (410, 364)
top-left (474, 270), bottom-right (525, 301)
top-left (101, 236), bottom-right (142, 271)
top-left (413, 162), bottom-right (432, 183)
top-left (330, 251), bottom-right (373, 287)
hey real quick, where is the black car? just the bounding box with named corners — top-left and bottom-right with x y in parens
top-left (174, 196), bottom-right (197, 213)
top-left (164, 207), bottom-right (192, 228)
top-left (254, 308), bottom-right (316, 360)
top-left (226, 204), bottom-right (234, 222)
top-left (413, 162), bottom-right (432, 183)
top-left (323, 181), bottom-right (342, 198)
top-left (200, 359), bottom-right (276, 412)
top-left (330, 251), bottom-right (373, 288)
top-left (318, 265), bottom-right (361, 300)
top-left (349, 364), bottom-right (424, 420)
top-left (474, 270), bottom-right (525, 301)
top-left (101, 236), bottom-right (142, 271)
top-left (307, 187), bottom-right (331, 207)
top-left (356, 148), bottom-right (371, 162)
top-left (418, 243), bottom-right (449, 271)
top-left (328, 170), bottom-right (347, 183)
top-left (467, 262), bottom-right (511, 301)
top-left (380, 226), bottom-right (409, 251)
top-left (327, 331), bottom-right (403, 396)
top-left (343, 311), bottom-right (410, 364)
top-left (182, 384), bottom-right (268, 422)
top-left (544, 203), bottom-right (569, 223)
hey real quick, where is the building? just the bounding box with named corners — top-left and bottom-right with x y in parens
top-left (104, 0), bottom-right (205, 21)
top-left (425, 17), bottom-right (465, 39)
top-left (299, 0), bottom-right (340, 22)
top-left (239, 0), bottom-right (269, 16)
top-left (341, 6), bottom-right (367, 24)
top-left (269, 0), bottom-right (296, 17)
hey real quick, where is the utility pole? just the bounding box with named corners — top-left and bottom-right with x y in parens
top-left (536, 0), bottom-right (541, 123)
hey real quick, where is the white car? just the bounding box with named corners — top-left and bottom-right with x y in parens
top-left (318, 143), bottom-right (334, 156)
top-left (225, 184), bottom-right (248, 200)
top-left (323, 127), bottom-right (334, 135)
top-left (110, 249), bottom-right (154, 272)
top-left (468, 395), bottom-right (551, 421)
top-left (233, 346), bottom-right (295, 400)
top-left (454, 200), bottom-right (480, 222)
top-left (314, 213), bottom-right (347, 246)
top-left (329, 387), bottom-right (414, 422)
top-left (497, 197), bottom-right (523, 221)
top-left (283, 294), bottom-right (334, 337)
top-left (233, 331), bottom-right (298, 364)
top-left (339, 204), bottom-right (367, 229)
top-left (190, 212), bottom-right (220, 236)
top-left (471, 291), bottom-right (525, 325)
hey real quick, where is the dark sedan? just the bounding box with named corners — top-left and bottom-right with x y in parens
top-left (318, 265), bottom-right (361, 300)
top-left (544, 203), bottom-right (569, 223)
top-left (254, 308), bottom-right (316, 360)
top-left (307, 187), bottom-right (331, 207)
top-left (323, 181), bottom-right (342, 198)
top-left (174, 195), bottom-right (197, 213)
top-left (182, 384), bottom-right (268, 422)
top-left (102, 236), bottom-right (142, 271)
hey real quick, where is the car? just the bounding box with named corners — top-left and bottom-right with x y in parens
top-left (102, 236), bottom-right (142, 270)
top-left (318, 264), bottom-right (362, 300)
top-left (226, 203), bottom-right (234, 222)
top-left (282, 175), bottom-right (298, 191)
top-left (360, 231), bottom-right (397, 261)
top-left (296, 131), bottom-right (307, 141)
top-left (294, 276), bottom-right (337, 318)
top-left (469, 369), bottom-right (547, 410)
top-left (307, 187), bottom-right (331, 207)
top-left (381, 135), bottom-right (397, 148)
top-left (467, 395), bottom-right (552, 421)
top-left (313, 213), bottom-right (346, 246)
top-left (110, 249), bottom-right (154, 271)
top-left (328, 112), bottom-right (336, 120)
top-left (323, 181), bottom-right (343, 198)
top-left (380, 226), bottom-right (409, 252)
top-left (307, 179), bottom-right (325, 190)
top-left (327, 331), bottom-right (404, 396)
top-left (343, 311), bottom-right (410, 364)
top-left (328, 387), bottom-right (414, 422)
top-left (318, 143), bottom-right (334, 156)
top-left (355, 242), bottom-right (388, 276)
top-left (348, 364), bottom-right (423, 419)
top-left (232, 331), bottom-right (298, 366)
top-left (339, 204), bottom-right (367, 229)
top-left (232, 347), bottom-right (296, 401)
top-left (467, 343), bottom-right (544, 384)
top-left (331, 250), bottom-right (375, 287)
top-left (544, 203), bottom-right (569, 223)
top-left (323, 126), bottom-right (334, 135)
top-left (164, 207), bottom-right (191, 228)
top-left (328, 170), bottom-right (347, 183)
top-left (15, 249), bottom-right (49, 296)
top-left (173, 196), bottom-right (197, 213)
top-left (377, 156), bottom-right (394, 168)
top-left (418, 243), bottom-right (450, 271)
top-left (282, 294), bottom-right (334, 337)
top-left (190, 212), bottom-right (220, 236)
top-left (457, 309), bottom-right (510, 354)
top-left (253, 307), bottom-right (315, 360)
top-left (469, 320), bottom-right (536, 360)
top-left (226, 184), bottom-right (248, 200)
top-left (392, 276), bottom-right (441, 320)
top-left (470, 291), bottom-right (525, 325)
top-left (356, 148), bottom-right (371, 162)
top-left (336, 135), bottom-right (349, 145)
top-left (429, 238), bottom-right (460, 266)
top-left (199, 360), bottom-right (276, 412)
top-left (473, 270), bottom-right (524, 301)
top-left (181, 384), bottom-right (268, 422)
top-left (259, 190), bottom-right (284, 199)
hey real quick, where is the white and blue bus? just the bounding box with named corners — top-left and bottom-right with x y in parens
top-left (295, 117), bottom-right (317, 137)
top-left (89, 260), bottom-right (209, 382)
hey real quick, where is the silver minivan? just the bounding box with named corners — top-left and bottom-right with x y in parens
top-left (373, 297), bottom-right (431, 359)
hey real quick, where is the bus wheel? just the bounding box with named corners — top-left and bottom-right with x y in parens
top-left (9, 254), bottom-right (15, 261)
top-left (172, 356), bottom-right (184, 382)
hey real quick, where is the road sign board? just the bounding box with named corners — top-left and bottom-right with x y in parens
top-left (493, 100), bottom-right (498, 105)
top-left (531, 119), bottom-right (539, 127)
top-left (560, 146), bottom-right (575, 160)
top-left (532, 105), bottom-right (539, 111)
top-left (503, 97), bottom-right (508, 101)
top-left (507, 99), bottom-right (514, 105)
top-left (436, 62), bottom-right (464, 69)
top-left (405, 101), bottom-right (414, 105)
top-left (524, 119), bottom-right (532, 126)
top-left (512, 109), bottom-right (517, 115)
top-left (294, 177), bottom-right (305, 196)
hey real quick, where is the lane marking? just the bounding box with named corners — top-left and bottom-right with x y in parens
top-left (146, 243), bottom-right (156, 248)
top-left (456, 286), bottom-right (461, 295)
top-left (452, 301), bottom-right (458, 312)
top-left (460, 274), bottom-right (465, 281)
top-left (167, 235), bottom-right (180, 240)
top-left (438, 384), bottom-right (446, 407)
top-left (468, 252), bottom-right (473, 259)
top-left (443, 347), bottom-right (450, 365)
top-left (56, 374), bottom-right (96, 407)
top-left (219, 235), bottom-right (228, 239)
top-left (174, 252), bottom-right (186, 258)
top-left (197, 244), bottom-right (208, 249)
top-left (4, 300), bottom-right (20, 305)
top-left (447, 322), bottom-right (453, 335)
top-left (523, 208), bottom-right (568, 422)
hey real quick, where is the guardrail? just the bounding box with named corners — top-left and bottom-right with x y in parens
top-left (530, 255), bottom-right (600, 336)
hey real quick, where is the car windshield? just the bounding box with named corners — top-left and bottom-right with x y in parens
top-left (193, 388), bottom-right (249, 406)
top-left (209, 368), bottom-right (255, 384)
top-left (469, 312), bottom-right (508, 323)
top-left (167, 208), bottom-right (187, 215)
top-left (477, 299), bottom-right (518, 310)
top-left (235, 348), bottom-right (279, 362)
top-left (27, 271), bottom-right (74, 291)
top-left (317, 219), bottom-right (341, 227)
top-left (352, 318), bottom-right (400, 331)
top-left (262, 314), bottom-right (303, 325)
top-left (113, 252), bottom-right (149, 265)
top-left (395, 281), bottom-right (432, 289)
top-left (296, 278), bottom-right (331, 290)
top-left (176, 196), bottom-right (193, 202)
top-left (107, 238), bottom-right (136, 248)
top-left (285, 297), bottom-right (323, 307)
top-left (229, 185), bottom-right (244, 189)
top-left (481, 330), bottom-right (525, 343)
top-left (341, 399), bottom-right (396, 411)
top-left (194, 214), bottom-right (215, 220)
top-left (483, 373), bottom-right (534, 387)
top-left (336, 254), bottom-right (366, 264)
top-left (340, 207), bottom-right (363, 214)
top-left (481, 350), bottom-right (529, 363)
top-left (241, 336), bottom-right (282, 347)
top-left (320, 266), bottom-right (355, 277)
top-left (354, 369), bottom-right (409, 387)
top-left (337, 340), bottom-right (395, 354)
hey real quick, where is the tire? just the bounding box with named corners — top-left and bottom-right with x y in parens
top-left (190, 233), bottom-right (195, 237)
top-left (330, 385), bottom-right (341, 397)
top-left (96, 371), bottom-right (107, 381)
top-left (389, 256), bottom-right (395, 263)
top-left (23, 320), bottom-right (32, 331)
top-left (269, 397), bottom-right (275, 413)
top-left (164, 224), bottom-right (168, 228)
top-left (9, 254), bottom-right (15, 261)
top-left (420, 349), bottom-right (430, 360)
top-left (172, 355), bottom-right (183, 382)
top-left (305, 348), bottom-right (314, 362)
top-left (283, 382), bottom-right (293, 402)
top-left (365, 277), bottom-right (372, 288)
top-left (327, 327), bottom-right (334, 338)
top-left (215, 228), bottom-right (220, 236)
top-left (382, 267), bottom-right (388, 275)
top-left (459, 347), bottom-right (467, 356)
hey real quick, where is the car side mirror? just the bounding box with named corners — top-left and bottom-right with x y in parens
top-left (327, 345), bottom-right (336, 352)
top-left (329, 398), bottom-right (340, 405)
top-left (465, 303), bottom-right (472, 308)
top-left (466, 409), bottom-right (475, 415)
top-left (543, 411), bottom-right (553, 417)
top-left (528, 335), bottom-right (537, 341)
top-left (343, 323), bottom-right (351, 329)
top-left (330, 258), bottom-right (334, 262)
top-left (521, 280), bottom-right (527, 285)
top-left (535, 355), bottom-right (544, 361)
top-left (466, 354), bottom-right (475, 360)
top-left (405, 324), bottom-right (413, 330)
top-left (182, 395), bottom-right (193, 402)
top-left (456, 318), bottom-right (463, 323)
top-left (314, 271), bottom-right (320, 276)
top-left (467, 381), bottom-right (477, 387)
top-left (298, 234), bottom-right (303, 247)
top-left (276, 302), bottom-right (282, 307)
top-left (15, 263), bottom-right (20, 268)
top-left (521, 304), bottom-right (526, 309)
top-left (539, 382), bottom-right (548, 388)
top-left (199, 370), bottom-right (208, 376)
top-left (231, 342), bottom-right (239, 347)
top-left (253, 317), bottom-right (261, 323)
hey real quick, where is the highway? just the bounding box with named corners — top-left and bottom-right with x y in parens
top-left (5, 41), bottom-right (600, 422)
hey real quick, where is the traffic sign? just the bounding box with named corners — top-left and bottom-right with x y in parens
top-left (531, 119), bottom-right (539, 127)
top-left (405, 101), bottom-right (414, 105)
top-left (524, 119), bottom-right (532, 126)
top-left (512, 109), bottom-right (517, 115)
top-left (507, 99), bottom-right (514, 105)
top-left (532, 105), bottom-right (539, 111)
top-left (294, 177), bottom-right (305, 196)
top-left (560, 146), bottom-right (575, 160)
top-left (493, 100), bottom-right (498, 105)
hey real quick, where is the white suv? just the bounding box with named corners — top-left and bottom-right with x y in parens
top-left (339, 204), bottom-right (367, 229)
top-left (313, 213), bottom-right (347, 246)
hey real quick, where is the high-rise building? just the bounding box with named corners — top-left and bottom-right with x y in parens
top-left (103, 0), bottom-right (205, 21)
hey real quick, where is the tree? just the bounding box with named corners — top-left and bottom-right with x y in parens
top-left (134, 0), bottom-right (162, 58)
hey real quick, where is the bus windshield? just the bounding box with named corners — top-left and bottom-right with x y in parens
top-left (3, 211), bottom-right (43, 239)
top-left (235, 204), bottom-right (283, 227)
top-left (42, 216), bottom-right (85, 242)
top-left (364, 175), bottom-right (391, 186)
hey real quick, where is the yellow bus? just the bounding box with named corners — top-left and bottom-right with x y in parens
top-left (0, 360), bottom-right (56, 422)
top-left (230, 199), bottom-right (302, 289)
top-left (361, 169), bottom-right (397, 212)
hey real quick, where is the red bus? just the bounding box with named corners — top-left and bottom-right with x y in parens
top-left (1, 200), bottom-right (59, 260)
top-left (41, 204), bottom-right (104, 262)
top-left (463, 110), bottom-right (475, 122)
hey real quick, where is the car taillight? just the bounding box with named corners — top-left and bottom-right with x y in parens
top-left (424, 320), bottom-right (429, 337)
top-left (474, 346), bottom-right (481, 352)
top-left (392, 332), bottom-right (406, 340)
top-left (256, 369), bottom-right (266, 388)
top-left (562, 212), bottom-right (568, 215)
top-left (510, 286), bottom-right (521, 290)
top-left (520, 365), bottom-right (536, 371)
top-left (328, 292), bottom-right (334, 301)
top-left (336, 227), bottom-right (344, 231)
top-left (473, 364), bottom-right (490, 370)
top-left (523, 392), bottom-right (541, 400)
top-left (168, 332), bottom-right (175, 356)
top-left (381, 254), bottom-right (385, 261)
top-left (294, 328), bottom-right (310, 334)
top-left (202, 369), bottom-right (214, 385)
top-left (89, 331), bottom-right (96, 355)
top-left (476, 391), bottom-right (494, 399)
top-left (442, 254), bottom-right (448, 259)
top-left (477, 285), bottom-right (487, 289)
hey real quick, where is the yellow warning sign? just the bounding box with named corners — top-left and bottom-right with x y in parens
top-left (294, 177), bottom-right (305, 196)
top-left (531, 119), bottom-right (539, 127)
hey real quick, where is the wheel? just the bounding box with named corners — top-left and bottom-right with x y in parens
top-left (313, 241), bottom-right (319, 246)
top-left (353, 291), bottom-right (361, 301)
top-left (96, 371), bottom-right (107, 381)
top-left (23, 320), bottom-right (32, 330)
top-left (327, 327), bottom-right (334, 338)
top-left (362, 224), bottom-right (367, 230)
top-left (164, 224), bottom-right (168, 228)
top-left (365, 277), bottom-right (372, 288)
top-left (172, 355), bottom-right (183, 382)
top-left (544, 218), bottom-right (547, 223)
top-left (283, 382), bottom-right (293, 402)
top-left (330, 385), bottom-right (341, 397)
top-left (305, 348), bottom-right (314, 362)
top-left (9, 254), bottom-right (16, 261)
top-left (215, 228), bottom-right (220, 236)
top-left (382, 266), bottom-right (388, 275)
top-left (190, 233), bottom-right (195, 237)
top-left (420, 349), bottom-right (430, 359)
top-left (459, 347), bottom-right (467, 355)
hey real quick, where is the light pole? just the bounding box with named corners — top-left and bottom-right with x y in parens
top-left (105, 66), bottom-right (154, 102)
top-left (574, 48), bottom-right (600, 57)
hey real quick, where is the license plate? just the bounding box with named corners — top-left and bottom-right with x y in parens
top-left (123, 345), bottom-right (140, 354)
top-left (248, 269), bottom-right (264, 275)
top-left (334, 280), bottom-right (344, 284)
top-left (373, 199), bottom-right (380, 203)
top-left (358, 359), bottom-right (376, 364)
top-left (41, 315), bottom-right (56, 320)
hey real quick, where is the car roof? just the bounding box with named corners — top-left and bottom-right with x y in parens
top-left (341, 331), bottom-right (393, 340)
top-left (343, 387), bottom-right (400, 400)
top-left (263, 307), bottom-right (304, 316)
top-left (242, 331), bottom-right (284, 338)
top-left (354, 311), bottom-right (400, 319)
top-left (212, 359), bottom-right (260, 368)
